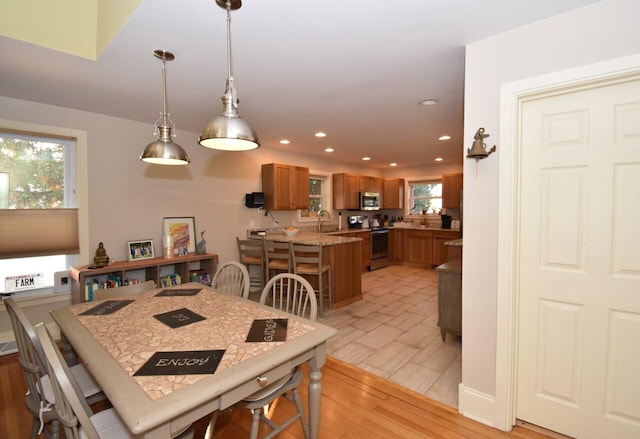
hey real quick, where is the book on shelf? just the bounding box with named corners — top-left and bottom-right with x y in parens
top-left (160, 273), bottom-right (181, 288)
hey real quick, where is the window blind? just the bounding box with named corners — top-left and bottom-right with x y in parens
top-left (0, 209), bottom-right (79, 258)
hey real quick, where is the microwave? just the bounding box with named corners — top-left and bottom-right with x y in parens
top-left (359, 192), bottom-right (380, 211)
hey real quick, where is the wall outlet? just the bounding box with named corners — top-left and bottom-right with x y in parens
top-left (53, 270), bottom-right (70, 293)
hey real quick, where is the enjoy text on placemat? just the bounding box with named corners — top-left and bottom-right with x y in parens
top-left (134, 350), bottom-right (225, 376)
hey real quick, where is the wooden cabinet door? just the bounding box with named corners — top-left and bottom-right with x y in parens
top-left (432, 230), bottom-right (461, 266)
top-left (333, 173), bottom-right (359, 210)
top-left (383, 178), bottom-right (404, 209)
top-left (262, 163), bottom-right (309, 210)
top-left (292, 166), bottom-right (310, 209)
top-left (388, 229), bottom-right (404, 262)
top-left (405, 230), bottom-right (433, 266)
top-left (442, 173), bottom-right (463, 209)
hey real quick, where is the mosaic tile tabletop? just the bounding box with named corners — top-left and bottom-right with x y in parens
top-left (70, 284), bottom-right (316, 400)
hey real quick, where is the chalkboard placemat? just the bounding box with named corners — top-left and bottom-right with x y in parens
top-left (246, 318), bottom-right (288, 342)
top-left (155, 288), bottom-right (202, 297)
top-left (80, 300), bottom-right (134, 316)
top-left (133, 349), bottom-right (225, 376)
top-left (153, 308), bottom-right (206, 328)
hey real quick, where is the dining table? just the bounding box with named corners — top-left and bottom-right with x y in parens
top-left (50, 282), bottom-right (337, 438)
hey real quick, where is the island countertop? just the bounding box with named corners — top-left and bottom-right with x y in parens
top-left (262, 231), bottom-right (362, 246)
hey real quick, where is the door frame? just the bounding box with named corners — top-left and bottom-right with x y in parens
top-left (494, 53), bottom-right (640, 431)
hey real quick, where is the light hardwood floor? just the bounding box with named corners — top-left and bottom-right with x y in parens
top-left (319, 264), bottom-right (462, 407)
top-left (1, 353), bottom-right (552, 439)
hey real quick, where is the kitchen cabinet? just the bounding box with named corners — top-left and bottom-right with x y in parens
top-left (432, 230), bottom-right (461, 266)
top-left (388, 228), bottom-right (404, 262)
top-left (262, 163), bottom-right (309, 210)
top-left (405, 229), bottom-right (433, 266)
top-left (442, 173), bottom-right (463, 209)
top-left (69, 253), bottom-right (219, 304)
top-left (383, 178), bottom-right (404, 209)
top-left (332, 173), bottom-right (360, 210)
top-left (358, 175), bottom-right (383, 194)
top-left (436, 258), bottom-right (462, 341)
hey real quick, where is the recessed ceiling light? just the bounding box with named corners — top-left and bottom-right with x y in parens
top-left (390, 162), bottom-right (398, 167)
top-left (419, 99), bottom-right (438, 106)
top-left (279, 139), bottom-right (290, 144)
top-left (362, 157), bottom-right (371, 161)
top-left (315, 132), bottom-right (326, 138)
top-left (438, 135), bottom-right (451, 141)
top-left (325, 147), bottom-right (334, 152)
top-left (434, 157), bottom-right (444, 162)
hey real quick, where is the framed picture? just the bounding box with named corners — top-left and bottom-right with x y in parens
top-left (163, 217), bottom-right (196, 253)
top-left (128, 240), bottom-right (155, 261)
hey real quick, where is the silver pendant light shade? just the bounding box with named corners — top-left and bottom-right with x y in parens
top-left (140, 50), bottom-right (190, 165)
top-left (198, 0), bottom-right (260, 151)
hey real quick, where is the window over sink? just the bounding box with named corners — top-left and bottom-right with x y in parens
top-left (298, 173), bottom-right (331, 221)
top-left (407, 180), bottom-right (442, 215)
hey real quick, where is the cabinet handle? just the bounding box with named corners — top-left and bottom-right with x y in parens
top-left (256, 376), bottom-right (268, 387)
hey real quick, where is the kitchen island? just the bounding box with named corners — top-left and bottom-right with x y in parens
top-left (262, 232), bottom-right (362, 308)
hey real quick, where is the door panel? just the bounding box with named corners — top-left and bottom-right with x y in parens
top-left (516, 77), bottom-right (640, 438)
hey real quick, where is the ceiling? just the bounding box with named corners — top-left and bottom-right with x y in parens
top-left (0, 0), bottom-right (601, 169)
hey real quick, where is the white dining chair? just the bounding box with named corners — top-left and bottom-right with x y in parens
top-left (4, 297), bottom-right (105, 439)
top-left (248, 273), bottom-right (317, 439)
top-left (211, 261), bottom-right (250, 298)
top-left (205, 273), bottom-right (317, 439)
top-left (92, 280), bottom-right (156, 301)
top-left (34, 323), bottom-right (195, 439)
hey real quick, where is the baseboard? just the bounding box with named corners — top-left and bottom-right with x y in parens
top-left (458, 382), bottom-right (497, 428)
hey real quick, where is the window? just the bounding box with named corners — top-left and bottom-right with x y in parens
top-left (408, 180), bottom-right (442, 215)
top-left (299, 174), bottom-right (329, 219)
top-left (0, 130), bottom-right (77, 294)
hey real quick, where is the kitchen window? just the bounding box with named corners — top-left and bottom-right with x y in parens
top-left (0, 129), bottom-right (79, 295)
top-left (408, 180), bottom-right (442, 215)
top-left (299, 174), bottom-right (330, 220)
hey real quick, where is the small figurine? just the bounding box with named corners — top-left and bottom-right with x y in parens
top-left (93, 242), bottom-right (110, 267)
top-left (196, 231), bottom-right (206, 255)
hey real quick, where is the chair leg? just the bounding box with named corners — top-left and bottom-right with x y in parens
top-left (250, 408), bottom-right (261, 439)
top-left (203, 411), bottom-right (218, 439)
top-left (291, 388), bottom-right (310, 439)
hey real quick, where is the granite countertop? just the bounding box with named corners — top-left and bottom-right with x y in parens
top-left (444, 238), bottom-right (463, 246)
top-left (262, 231), bottom-right (362, 246)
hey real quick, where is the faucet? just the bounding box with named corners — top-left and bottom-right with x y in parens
top-left (317, 209), bottom-right (331, 232)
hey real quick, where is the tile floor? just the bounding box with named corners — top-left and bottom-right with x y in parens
top-left (318, 264), bottom-right (462, 408)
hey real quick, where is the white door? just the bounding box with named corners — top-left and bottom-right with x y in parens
top-left (516, 76), bottom-right (640, 438)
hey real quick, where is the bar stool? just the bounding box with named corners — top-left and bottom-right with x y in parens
top-left (236, 237), bottom-right (264, 293)
top-left (264, 240), bottom-right (293, 281)
top-left (291, 243), bottom-right (331, 317)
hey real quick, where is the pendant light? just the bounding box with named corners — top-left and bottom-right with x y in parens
top-left (140, 50), bottom-right (191, 165)
top-left (198, 0), bottom-right (260, 151)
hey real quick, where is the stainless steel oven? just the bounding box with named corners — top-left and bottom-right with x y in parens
top-left (370, 228), bottom-right (389, 270)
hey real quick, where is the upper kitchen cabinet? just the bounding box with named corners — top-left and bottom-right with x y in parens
top-left (333, 173), bottom-right (360, 210)
top-left (442, 173), bottom-right (463, 209)
top-left (262, 163), bottom-right (310, 210)
top-left (358, 175), bottom-right (383, 194)
top-left (383, 178), bottom-right (404, 209)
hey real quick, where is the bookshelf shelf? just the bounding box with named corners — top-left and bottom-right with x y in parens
top-left (69, 253), bottom-right (218, 303)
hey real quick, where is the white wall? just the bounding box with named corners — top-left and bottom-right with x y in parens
top-left (0, 95), bottom-right (388, 266)
top-left (460, 0), bottom-right (640, 426)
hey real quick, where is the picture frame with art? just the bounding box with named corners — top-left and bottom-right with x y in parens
top-left (127, 240), bottom-right (155, 261)
top-left (163, 217), bottom-right (196, 254)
